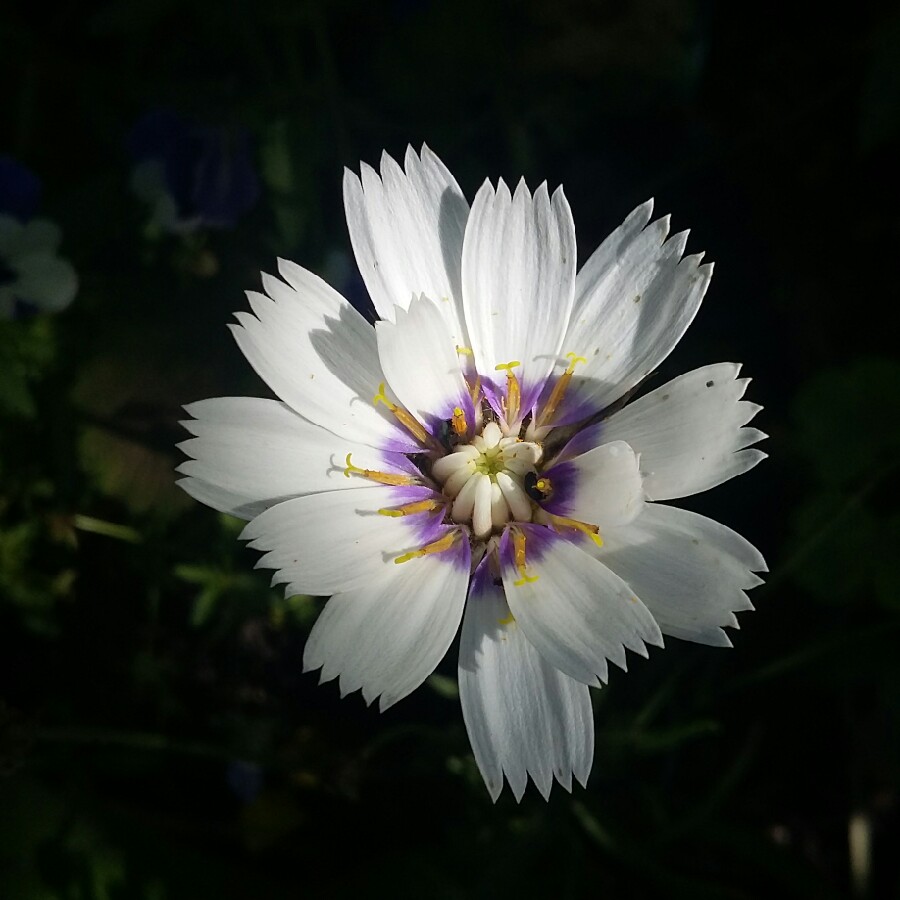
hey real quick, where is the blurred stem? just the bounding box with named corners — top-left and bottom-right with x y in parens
top-left (35, 726), bottom-right (234, 761)
top-left (73, 514), bottom-right (142, 544)
top-left (761, 459), bottom-right (898, 593)
top-left (657, 725), bottom-right (761, 844)
top-left (726, 619), bottom-right (900, 693)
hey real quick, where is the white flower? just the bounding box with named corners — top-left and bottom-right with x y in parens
top-left (0, 215), bottom-right (78, 318)
top-left (178, 146), bottom-right (767, 802)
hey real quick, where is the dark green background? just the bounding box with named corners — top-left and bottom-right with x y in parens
top-left (2, 0), bottom-right (899, 896)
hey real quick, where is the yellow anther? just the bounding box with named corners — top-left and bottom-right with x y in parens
top-left (343, 453), bottom-right (418, 487)
top-left (537, 352), bottom-right (587, 428)
top-left (511, 528), bottom-right (540, 587)
top-left (456, 345), bottom-right (474, 356)
top-left (495, 361), bottom-right (522, 425)
top-left (514, 573), bottom-right (540, 586)
top-left (547, 513), bottom-right (604, 547)
top-left (394, 530), bottom-right (459, 565)
top-left (372, 382), bottom-right (434, 447)
top-left (378, 499), bottom-right (441, 517)
top-left (498, 612), bottom-right (516, 626)
top-left (536, 479), bottom-right (550, 492)
top-left (372, 382), bottom-right (393, 409)
top-left (451, 406), bottom-right (468, 437)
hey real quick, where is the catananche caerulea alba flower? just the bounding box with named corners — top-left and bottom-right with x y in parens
top-left (178, 146), bottom-right (766, 801)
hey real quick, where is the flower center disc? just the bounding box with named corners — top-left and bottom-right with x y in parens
top-left (431, 421), bottom-right (542, 540)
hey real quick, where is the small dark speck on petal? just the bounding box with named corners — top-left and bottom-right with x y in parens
top-left (662, 393), bottom-right (670, 400)
top-left (706, 380), bottom-right (714, 387)
top-left (633, 294), bottom-right (641, 303)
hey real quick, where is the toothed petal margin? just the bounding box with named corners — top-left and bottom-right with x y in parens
top-left (593, 503), bottom-right (767, 647)
top-left (459, 559), bottom-right (593, 801)
top-left (303, 534), bottom-right (470, 710)
top-left (343, 145), bottom-right (470, 347)
top-left (239, 487), bottom-right (446, 596)
top-left (601, 363), bottom-right (766, 500)
top-left (500, 526), bottom-right (663, 686)
top-left (177, 397), bottom-right (414, 519)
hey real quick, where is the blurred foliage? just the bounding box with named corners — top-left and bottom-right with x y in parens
top-left (1, 0), bottom-right (899, 897)
top-left (788, 358), bottom-right (900, 608)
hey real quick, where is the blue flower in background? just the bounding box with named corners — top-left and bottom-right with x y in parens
top-left (128, 110), bottom-right (261, 234)
top-left (0, 156), bottom-right (41, 222)
top-left (225, 759), bottom-right (264, 804)
top-left (0, 155), bottom-right (78, 319)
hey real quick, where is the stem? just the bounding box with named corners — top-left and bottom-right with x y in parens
top-left (72, 514), bottom-right (142, 544)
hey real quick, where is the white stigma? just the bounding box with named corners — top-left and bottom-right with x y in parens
top-left (432, 422), bottom-right (542, 540)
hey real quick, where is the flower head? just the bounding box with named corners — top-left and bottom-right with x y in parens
top-left (0, 156), bottom-right (78, 319)
top-left (178, 146), bottom-right (766, 801)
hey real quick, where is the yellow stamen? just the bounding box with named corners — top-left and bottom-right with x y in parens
top-left (498, 612), bottom-right (516, 626)
top-left (495, 361), bottom-right (522, 425)
top-left (512, 528), bottom-right (540, 586)
top-left (451, 406), bottom-right (468, 437)
top-left (343, 453), bottom-right (418, 486)
top-left (537, 352), bottom-right (587, 427)
top-left (547, 512), bottom-right (604, 547)
top-left (372, 382), bottom-right (440, 449)
top-left (469, 375), bottom-right (483, 406)
top-left (535, 478), bottom-right (551, 493)
top-left (456, 345), bottom-right (474, 357)
top-left (394, 530), bottom-right (459, 565)
top-left (378, 499), bottom-right (441, 517)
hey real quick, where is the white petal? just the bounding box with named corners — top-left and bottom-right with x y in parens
top-left (343, 145), bottom-right (470, 347)
top-left (304, 536), bottom-right (469, 710)
top-left (451, 472), bottom-right (481, 522)
top-left (482, 421), bottom-right (502, 449)
top-left (489, 481), bottom-right (510, 528)
top-left (543, 440), bottom-right (644, 528)
top-left (432, 449), bottom-right (475, 484)
top-left (594, 503), bottom-right (766, 647)
top-left (13, 252), bottom-right (78, 312)
top-left (600, 363), bottom-right (766, 500)
top-left (571, 200), bottom-right (655, 322)
top-left (462, 179), bottom-right (576, 413)
top-left (177, 396), bottom-right (415, 518)
top-left (375, 294), bottom-right (469, 425)
top-left (177, 477), bottom-right (269, 521)
top-left (556, 203), bottom-right (711, 420)
top-left (459, 560), bottom-right (593, 801)
top-left (471, 473), bottom-right (493, 538)
top-left (239, 487), bottom-right (446, 595)
top-left (501, 526), bottom-right (663, 685)
top-left (230, 261), bottom-right (418, 451)
top-left (496, 471), bottom-right (531, 522)
top-left (443, 459), bottom-right (476, 498)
